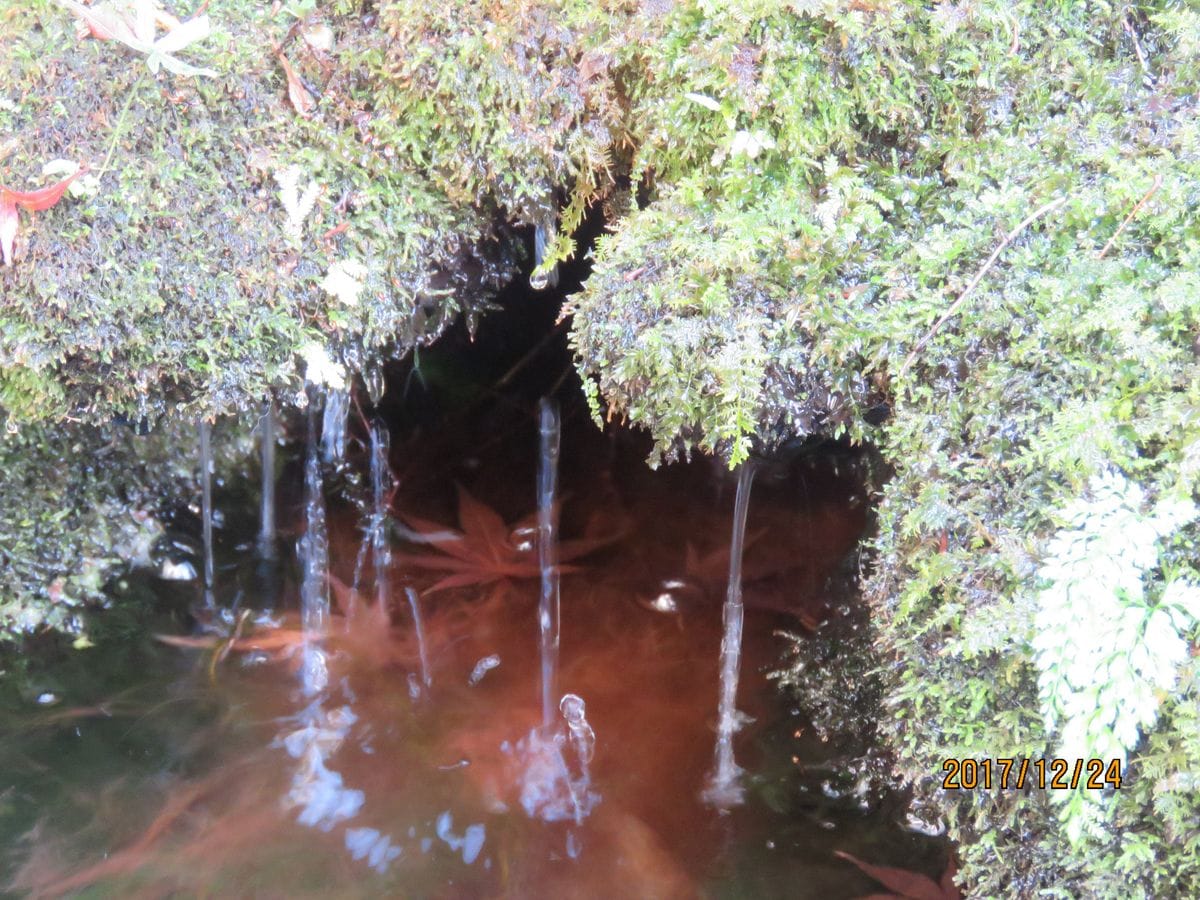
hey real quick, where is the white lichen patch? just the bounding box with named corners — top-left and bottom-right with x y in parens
top-left (321, 259), bottom-right (368, 306)
top-left (298, 341), bottom-right (346, 390)
top-left (274, 165), bottom-right (320, 246)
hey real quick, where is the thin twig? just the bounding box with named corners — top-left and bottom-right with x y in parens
top-left (898, 196), bottom-right (1068, 379)
top-left (1122, 16), bottom-right (1153, 82)
top-left (97, 73), bottom-right (146, 177)
top-left (1096, 173), bottom-right (1162, 260)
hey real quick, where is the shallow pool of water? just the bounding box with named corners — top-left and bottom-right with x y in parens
top-left (0, 388), bottom-right (947, 898)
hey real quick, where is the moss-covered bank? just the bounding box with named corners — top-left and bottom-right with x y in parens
top-left (0, 416), bottom-right (253, 638)
top-left (0, 0), bottom-right (514, 643)
top-left (564, 2), bottom-right (1200, 894)
top-left (0, 0), bottom-right (511, 425)
top-left (4, 0), bottom-right (1200, 893)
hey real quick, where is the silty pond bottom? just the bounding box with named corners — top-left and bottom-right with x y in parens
top-left (0, 390), bottom-right (949, 898)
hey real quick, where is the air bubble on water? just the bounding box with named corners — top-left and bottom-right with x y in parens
top-left (507, 525), bottom-right (537, 553)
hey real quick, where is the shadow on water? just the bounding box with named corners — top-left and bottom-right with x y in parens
top-left (0, 248), bottom-right (950, 898)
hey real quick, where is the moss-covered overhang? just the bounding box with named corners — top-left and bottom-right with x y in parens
top-left (0, 0), bottom-right (510, 428)
top-left (3, 2), bottom-right (1200, 892)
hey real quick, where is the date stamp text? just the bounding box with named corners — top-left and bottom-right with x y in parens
top-left (941, 758), bottom-right (1123, 791)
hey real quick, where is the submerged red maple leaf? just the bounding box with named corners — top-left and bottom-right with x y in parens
top-left (395, 485), bottom-right (620, 595)
top-left (0, 168), bottom-right (86, 266)
top-left (836, 850), bottom-right (960, 900)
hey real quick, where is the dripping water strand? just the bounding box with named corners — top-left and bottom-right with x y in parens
top-left (703, 461), bottom-right (757, 808)
top-left (198, 418), bottom-right (214, 609)
top-left (299, 397), bottom-right (330, 696)
top-left (537, 398), bottom-right (561, 729)
top-left (405, 587), bottom-right (431, 691)
top-left (368, 419), bottom-right (390, 614)
top-left (259, 404), bottom-right (276, 557)
top-left (560, 693), bottom-right (595, 826)
top-left (351, 532), bottom-right (369, 604)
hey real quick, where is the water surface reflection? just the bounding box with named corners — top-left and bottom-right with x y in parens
top-left (1, 407), bottom-right (946, 898)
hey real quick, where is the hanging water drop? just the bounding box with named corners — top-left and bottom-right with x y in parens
top-left (363, 363), bottom-right (385, 406)
top-left (531, 220), bottom-right (559, 291)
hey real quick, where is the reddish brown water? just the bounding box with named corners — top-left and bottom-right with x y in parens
top-left (1, 398), bottom-right (947, 898)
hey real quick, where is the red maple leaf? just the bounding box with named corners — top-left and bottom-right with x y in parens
top-left (0, 168), bottom-right (86, 266)
top-left (395, 485), bottom-right (620, 595)
top-left (836, 850), bottom-right (960, 900)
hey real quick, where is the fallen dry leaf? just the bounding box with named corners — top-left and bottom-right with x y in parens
top-left (277, 51), bottom-right (314, 117)
top-left (155, 627), bottom-right (313, 655)
top-left (69, 0), bottom-right (179, 43)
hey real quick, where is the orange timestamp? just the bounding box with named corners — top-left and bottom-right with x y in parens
top-left (941, 757), bottom-right (1123, 791)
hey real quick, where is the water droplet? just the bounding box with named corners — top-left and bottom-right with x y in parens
top-left (160, 559), bottom-right (196, 581)
top-left (507, 525), bottom-right (537, 553)
top-left (363, 364), bottom-right (385, 405)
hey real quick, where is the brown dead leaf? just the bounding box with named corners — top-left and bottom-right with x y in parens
top-left (276, 51), bottom-right (314, 117)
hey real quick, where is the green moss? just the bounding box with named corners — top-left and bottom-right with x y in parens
top-left (3, 0), bottom-right (1200, 890)
top-left (0, 417), bottom-right (244, 641)
top-left (370, 0), bottom-right (637, 269)
top-left (564, 0), bottom-right (1200, 892)
top-left (569, 187), bottom-right (875, 465)
top-left (0, 0), bottom-right (505, 427)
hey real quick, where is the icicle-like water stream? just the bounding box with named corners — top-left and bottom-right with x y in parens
top-left (198, 418), bottom-right (214, 608)
top-left (703, 462), bottom-right (757, 808)
top-left (405, 587), bottom-right (431, 691)
top-left (537, 398), bottom-right (561, 728)
top-left (299, 401), bottom-right (330, 697)
top-left (321, 387), bottom-right (350, 465)
top-left (259, 404), bottom-right (276, 557)
top-left (4, 374), bottom-right (942, 899)
top-left (368, 419), bottom-right (391, 613)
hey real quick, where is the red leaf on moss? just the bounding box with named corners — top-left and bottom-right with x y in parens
top-left (0, 168), bottom-right (86, 266)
